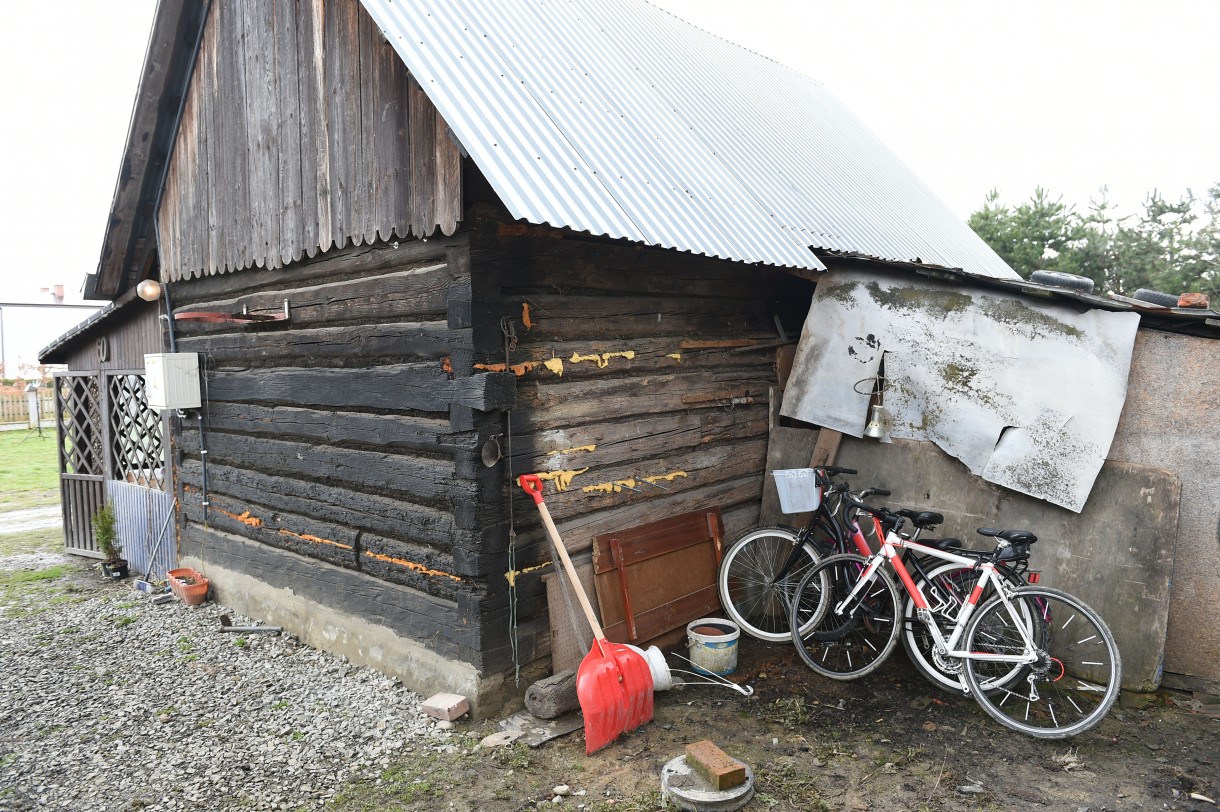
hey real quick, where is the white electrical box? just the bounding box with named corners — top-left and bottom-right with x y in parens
top-left (144, 353), bottom-right (201, 410)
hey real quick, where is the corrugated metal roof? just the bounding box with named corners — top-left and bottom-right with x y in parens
top-left (360, 0), bottom-right (1018, 279)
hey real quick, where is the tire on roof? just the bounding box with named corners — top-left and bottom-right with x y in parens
top-left (1132, 288), bottom-right (1180, 308)
top-left (1029, 270), bottom-right (1095, 293)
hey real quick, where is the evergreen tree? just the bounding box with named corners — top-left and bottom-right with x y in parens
top-left (968, 185), bottom-right (1219, 298)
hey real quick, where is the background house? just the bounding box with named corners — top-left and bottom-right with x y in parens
top-left (41, 0), bottom-right (1218, 712)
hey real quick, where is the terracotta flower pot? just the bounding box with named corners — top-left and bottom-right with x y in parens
top-left (167, 567), bottom-right (210, 606)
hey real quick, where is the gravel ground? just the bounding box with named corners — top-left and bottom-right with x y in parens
top-left (0, 556), bottom-right (458, 812)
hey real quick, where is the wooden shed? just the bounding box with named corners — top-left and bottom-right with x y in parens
top-left (58, 0), bottom-right (1030, 713)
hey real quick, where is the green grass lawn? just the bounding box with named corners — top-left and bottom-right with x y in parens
top-left (0, 430), bottom-right (67, 568)
top-left (0, 431), bottom-right (59, 512)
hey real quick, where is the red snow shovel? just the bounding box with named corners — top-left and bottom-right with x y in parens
top-left (519, 474), bottom-right (654, 754)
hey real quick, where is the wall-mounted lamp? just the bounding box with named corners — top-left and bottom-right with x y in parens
top-left (863, 405), bottom-right (891, 439)
top-left (137, 278), bottom-right (177, 352)
top-left (855, 374), bottom-right (892, 442)
top-left (136, 279), bottom-right (163, 303)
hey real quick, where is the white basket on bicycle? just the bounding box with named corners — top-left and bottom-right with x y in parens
top-left (771, 468), bottom-right (822, 514)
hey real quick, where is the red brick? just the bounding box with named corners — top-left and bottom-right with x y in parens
top-left (685, 740), bottom-right (747, 790)
top-left (421, 692), bottom-right (470, 721)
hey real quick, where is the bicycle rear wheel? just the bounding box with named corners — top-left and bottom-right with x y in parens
top-left (789, 554), bottom-right (901, 680)
top-left (718, 526), bottom-right (821, 642)
top-left (963, 587), bottom-right (1121, 738)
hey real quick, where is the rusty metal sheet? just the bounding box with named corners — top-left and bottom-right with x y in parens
top-left (781, 270), bottom-right (1140, 512)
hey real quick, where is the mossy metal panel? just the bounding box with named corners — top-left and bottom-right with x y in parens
top-left (782, 269), bottom-right (1140, 511)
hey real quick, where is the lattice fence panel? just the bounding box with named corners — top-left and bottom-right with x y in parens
top-left (57, 375), bottom-right (102, 476)
top-left (107, 373), bottom-right (165, 490)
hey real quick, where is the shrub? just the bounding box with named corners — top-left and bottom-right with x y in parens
top-left (92, 504), bottom-right (121, 562)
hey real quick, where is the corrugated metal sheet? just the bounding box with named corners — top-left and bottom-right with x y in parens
top-left (359, 0), bottom-right (1018, 279)
top-left (108, 481), bottom-right (177, 580)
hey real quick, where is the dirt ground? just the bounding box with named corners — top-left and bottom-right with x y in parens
top-left (381, 640), bottom-right (1220, 812)
top-left (4, 547), bottom-right (1216, 811)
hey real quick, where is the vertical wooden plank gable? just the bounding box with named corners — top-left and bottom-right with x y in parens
top-left (370, 11), bottom-right (408, 243)
top-left (158, 0), bottom-right (461, 281)
top-left (273, 0), bottom-right (303, 267)
top-left (435, 110), bottom-right (462, 236)
top-left (408, 75), bottom-right (437, 239)
top-left (201, 7), bottom-right (222, 279)
top-left (244, 0), bottom-right (278, 268)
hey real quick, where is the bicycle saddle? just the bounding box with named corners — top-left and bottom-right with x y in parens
top-left (976, 528), bottom-right (1038, 545)
top-left (896, 509), bottom-right (944, 529)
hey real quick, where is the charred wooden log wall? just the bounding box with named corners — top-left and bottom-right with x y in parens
top-left (158, 0), bottom-right (461, 280)
top-left (465, 206), bottom-right (813, 670)
top-left (170, 238), bottom-right (515, 670)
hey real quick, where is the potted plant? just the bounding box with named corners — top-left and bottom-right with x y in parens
top-left (92, 503), bottom-right (128, 579)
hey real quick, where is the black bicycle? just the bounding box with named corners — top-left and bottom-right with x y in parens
top-left (717, 467), bottom-right (887, 642)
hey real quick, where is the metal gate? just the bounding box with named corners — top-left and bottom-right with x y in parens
top-left (54, 370), bottom-right (171, 563)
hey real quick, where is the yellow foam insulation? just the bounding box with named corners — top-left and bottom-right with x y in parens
top-left (543, 357), bottom-right (565, 376)
top-left (547, 445), bottom-right (596, 456)
top-left (666, 353), bottom-right (682, 361)
top-left (522, 302), bottom-right (533, 330)
top-left (364, 551), bottom-right (462, 582)
top-left (581, 478), bottom-right (638, 495)
top-left (505, 560), bottom-right (552, 587)
top-left (278, 529), bottom-right (354, 551)
top-left (645, 471), bottom-right (689, 485)
top-left (215, 507), bottom-right (263, 528)
top-left (474, 361), bottom-right (537, 377)
top-left (534, 468), bottom-right (589, 491)
top-left (569, 350), bottom-right (636, 368)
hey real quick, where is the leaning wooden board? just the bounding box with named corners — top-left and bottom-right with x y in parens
top-left (592, 509), bottom-right (725, 647)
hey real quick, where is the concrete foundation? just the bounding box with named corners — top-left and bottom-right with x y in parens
top-left (180, 551), bottom-right (542, 719)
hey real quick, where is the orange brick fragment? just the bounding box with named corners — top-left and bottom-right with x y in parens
top-left (685, 740), bottom-right (747, 790)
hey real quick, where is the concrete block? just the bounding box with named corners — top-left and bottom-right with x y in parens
top-left (685, 740), bottom-right (747, 790)
top-left (422, 692), bottom-right (470, 721)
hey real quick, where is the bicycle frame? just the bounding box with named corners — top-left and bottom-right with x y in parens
top-left (840, 515), bottom-right (1041, 670)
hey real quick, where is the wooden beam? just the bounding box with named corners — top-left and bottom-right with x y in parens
top-left (809, 429), bottom-right (842, 468)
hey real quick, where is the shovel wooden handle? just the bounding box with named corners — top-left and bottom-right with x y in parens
top-left (519, 474), bottom-right (606, 640)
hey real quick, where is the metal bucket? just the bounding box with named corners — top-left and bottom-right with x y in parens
top-left (686, 618), bottom-right (741, 676)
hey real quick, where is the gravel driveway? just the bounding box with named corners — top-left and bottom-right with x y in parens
top-left (0, 555), bottom-right (455, 811)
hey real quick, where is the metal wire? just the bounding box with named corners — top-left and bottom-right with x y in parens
top-left (502, 317), bottom-right (521, 686)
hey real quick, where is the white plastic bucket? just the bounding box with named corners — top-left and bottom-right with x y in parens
top-left (772, 468), bottom-right (822, 514)
top-left (626, 644), bottom-right (673, 691)
top-left (686, 618), bottom-right (741, 676)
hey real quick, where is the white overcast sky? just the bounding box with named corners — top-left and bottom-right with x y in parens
top-left (1, 0), bottom-right (1218, 309)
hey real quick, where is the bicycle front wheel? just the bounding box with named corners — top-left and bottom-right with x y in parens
top-left (963, 587), bottom-right (1121, 739)
top-left (789, 554), bottom-right (901, 680)
top-left (719, 526), bottom-right (821, 642)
